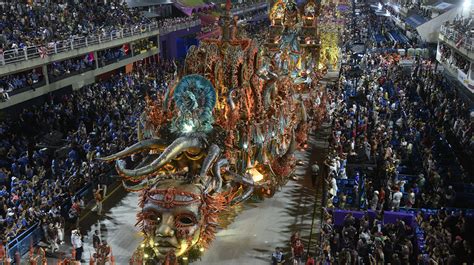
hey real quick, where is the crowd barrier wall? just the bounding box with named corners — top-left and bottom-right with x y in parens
top-left (331, 209), bottom-right (416, 227)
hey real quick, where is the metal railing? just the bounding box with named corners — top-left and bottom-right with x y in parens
top-left (4, 183), bottom-right (94, 264)
top-left (0, 20), bottom-right (200, 67)
top-left (439, 24), bottom-right (474, 52)
top-left (232, 2), bottom-right (268, 16)
top-left (158, 20), bottom-right (200, 36)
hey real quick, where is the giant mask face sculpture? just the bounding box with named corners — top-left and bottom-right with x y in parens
top-left (140, 181), bottom-right (203, 257)
top-left (137, 180), bottom-right (228, 259)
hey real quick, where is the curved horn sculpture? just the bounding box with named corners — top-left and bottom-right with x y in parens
top-left (122, 179), bottom-right (151, 192)
top-left (207, 158), bottom-right (228, 194)
top-left (227, 170), bottom-right (254, 186)
top-left (231, 186), bottom-right (254, 205)
top-left (200, 144), bottom-right (220, 185)
top-left (116, 136), bottom-right (204, 177)
top-left (224, 170), bottom-right (258, 205)
top-left (99, 138), bottom-right (167, 162)
top-left (122, 170), bottom-right (190, 191)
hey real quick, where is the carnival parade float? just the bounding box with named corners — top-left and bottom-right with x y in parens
top-left (100, 0), bottom-right (325, 263)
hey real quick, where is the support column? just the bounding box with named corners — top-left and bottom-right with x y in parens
top-left (94, 51), bottom-right (99, 69)
top-left (130, 42), bottom-right (135, 57)
top-left (157, 35), bottom-right (160, 53)
top-left (42, 64), bottom-right (49, 85)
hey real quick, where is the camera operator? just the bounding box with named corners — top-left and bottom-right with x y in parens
top-left (71, 228), bottom-right (84, 262)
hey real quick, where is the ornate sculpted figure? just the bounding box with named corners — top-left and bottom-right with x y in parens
top-left (270, 0), bottom-right (286, 25)
top-left (100, 0), bottom-right (325, 263)
top-left (283, 0), bottom-right (300, 27)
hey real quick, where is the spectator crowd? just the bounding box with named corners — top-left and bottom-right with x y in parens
top-left (325, 6), bottom-right (473, 213)
top-left (0, 68), bottom-right (44, 101)
top-left (0, 0), bottom-right (147, 51)
top-left (442, 15), bottom-right (473, 48)
top-left (438, 42), bottom-right (470, 74)
top-left (48, 54), bottom-right (95, 81)
top-left (316, 2), bottom-right (474, 264)
top-left (0, 58), bottom-right (177, 255)
top-left (0, 0), bottom-right (199, 76)
top-left (0, 0), bottom-right (198, 100)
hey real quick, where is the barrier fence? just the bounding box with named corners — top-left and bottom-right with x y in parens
top-left (158, 20), bottom-right (200, 36)
top-left (0, 20), bottom-right (200, 66)
top-left (5, 224), bottom-right (43, 262)
top-left (231, 2), bottom-right (268, 16)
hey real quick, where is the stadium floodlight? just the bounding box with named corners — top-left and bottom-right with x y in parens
top-left (463, 0), bottom-right (471, 9)
top-left (462, 0), bottom-right (472, 16)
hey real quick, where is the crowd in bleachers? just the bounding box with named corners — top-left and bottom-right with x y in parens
top-left (0, 0), bottom-right (200, 103)
top-left (0, 59), bottom-right (177, 251)
top-left (133, 39), bottom-right (157, 55)
top-left (155, 16), bottom-right (197, 30)
top-left (238, 9), bottom-right (268, 23)
top-left (48, 54), bottom-right (95, 81)
top-left (438, 42), bottom-right (470, 74)
top-left (0, 70), bottom-right (42, 91)
top-left (320, 207), bottom-right (473, 264)
top-left (443, 16), bottom-right (473, 38)
top-left (0, 1), bottom-right (199, 69)
top-left (231, 1), bottom-right (266, 11)
top-left (318, 2), bottom-right (474, 263)
top-left (0, 68), bottom-right (44, 100)
top-left (98, 46), bottom-right (130, 67)
top-left (0, 0), bottom-right (146, 51)
top-left (198, 6), bottom-right (268, 39)
top-left (326, 4), bottom-right (473, 213)
top-left (0, 56), bottom-right (96, 99)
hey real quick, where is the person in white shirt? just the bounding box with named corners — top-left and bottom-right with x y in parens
top-left (370, 190), bottom-right (379, 210)
top-left (71, 228), bottom-right (84, 262)
top-left (272, 247), bottom-right (286, 265)
top-left (391, 187), bottom-right (403, 211)
top-left (329, 175), bottom-right (338, 201)
top-left (0, 87), bottom-right (9, 101)
top-left (56, 221), bottom-right (65, 245)
top-left (328, 159), bottom-right (339, 177)
top-left (364, 139), bottom-right (371, 161)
